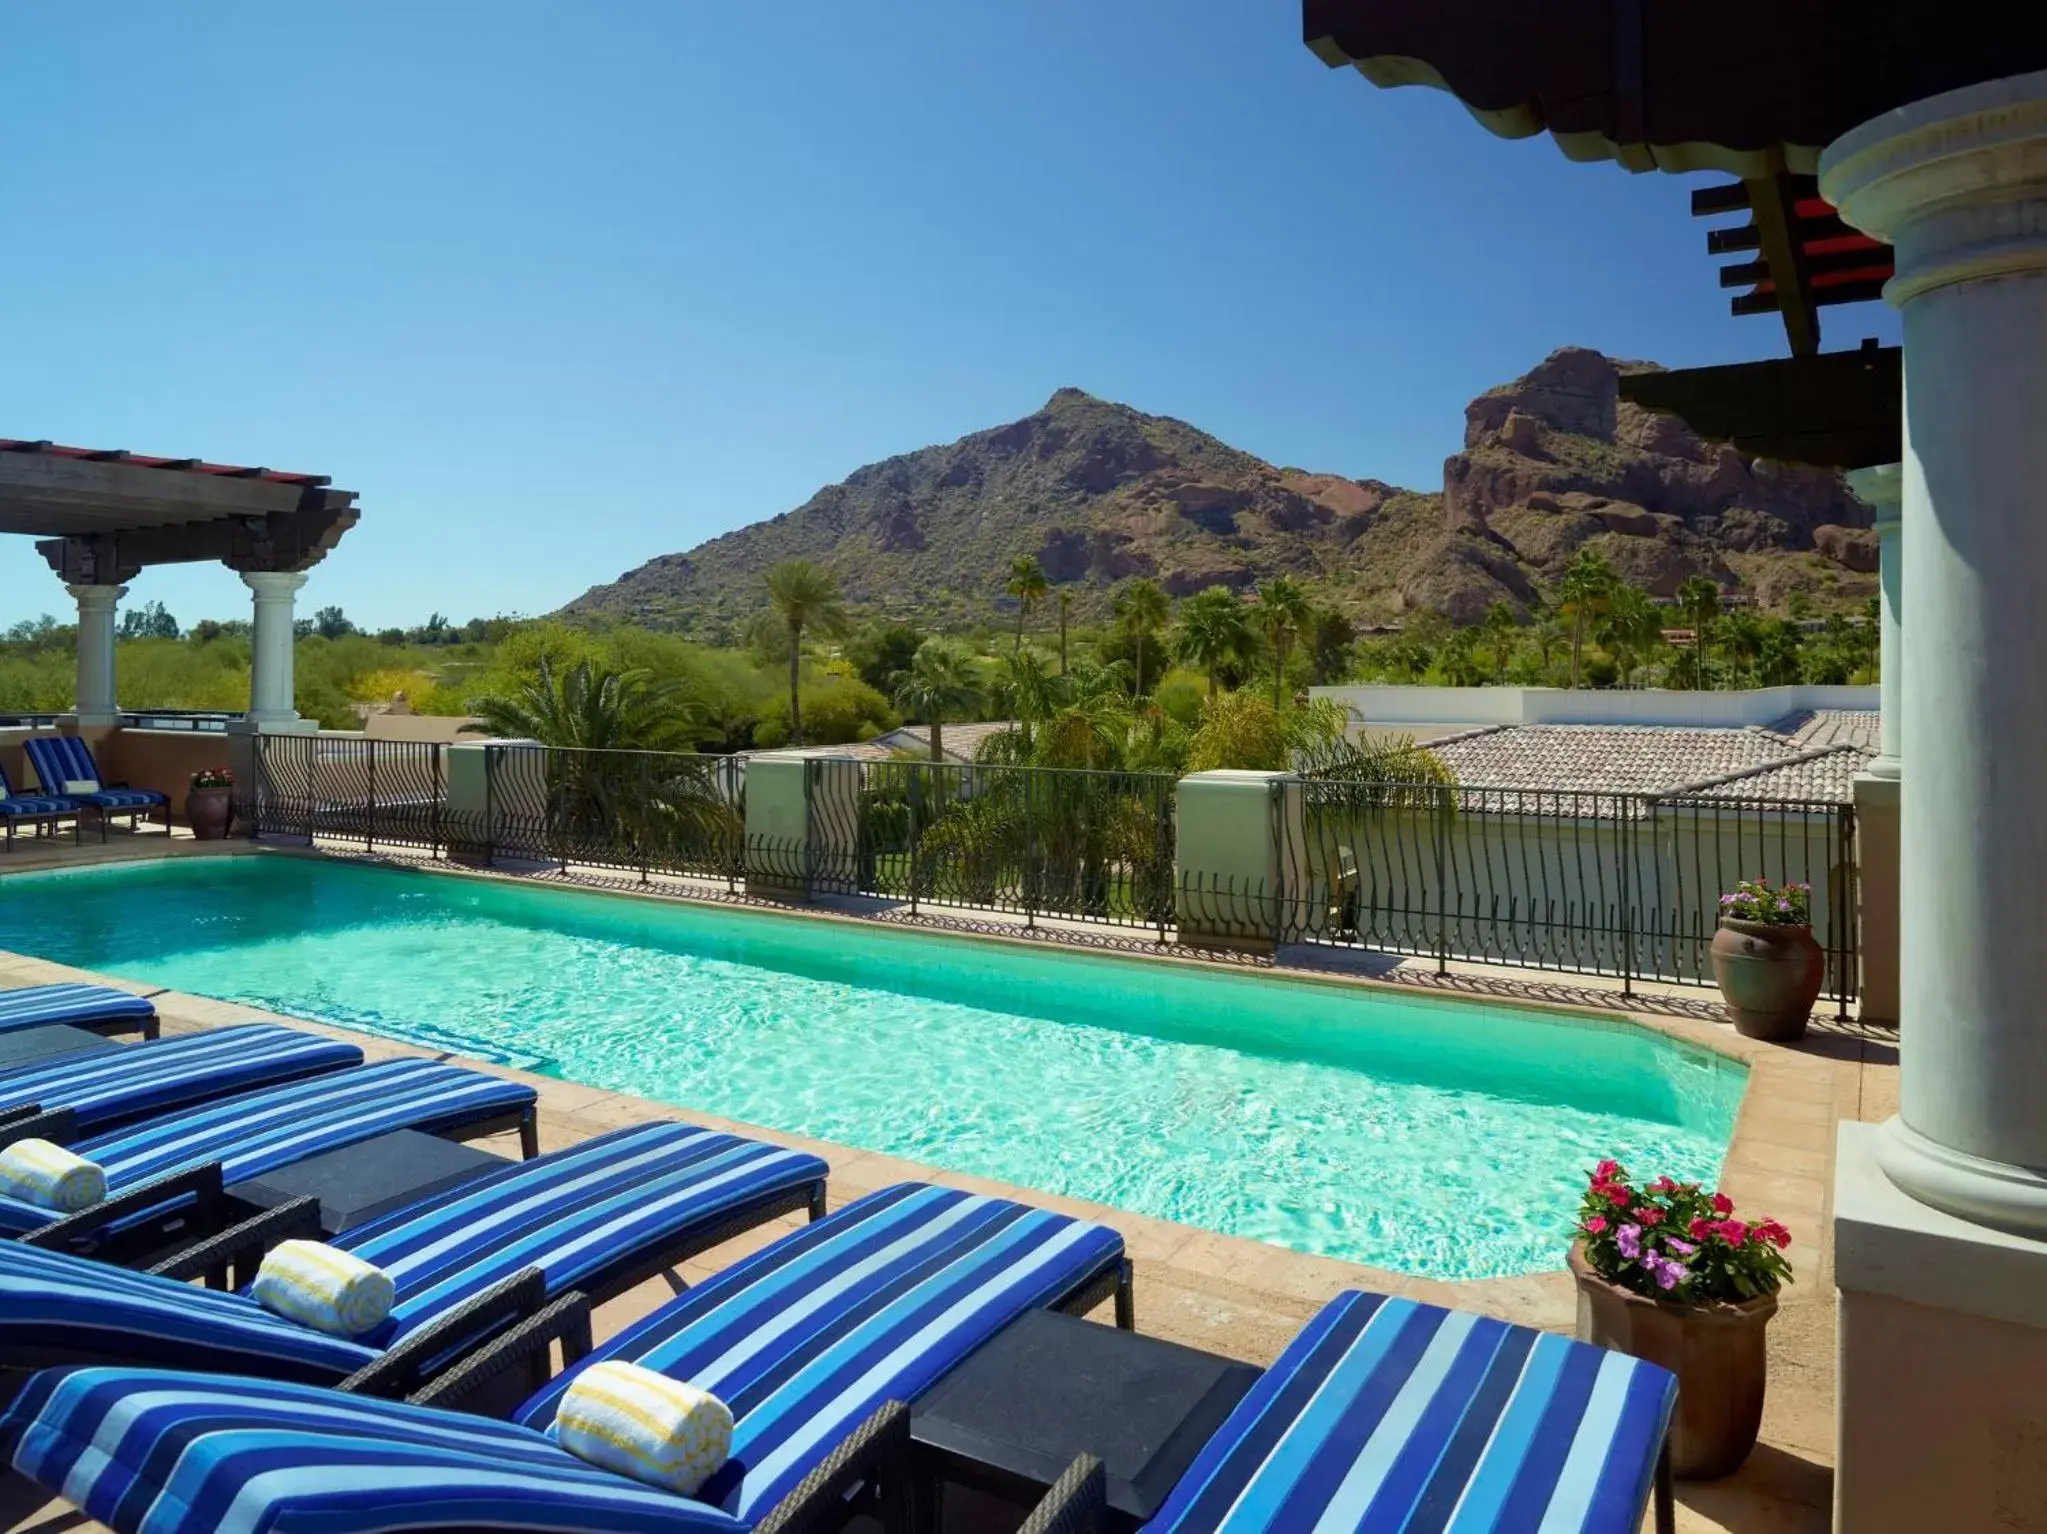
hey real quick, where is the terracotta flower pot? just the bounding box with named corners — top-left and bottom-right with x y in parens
top-left (1709, 918), bottom-right (1823, 1043)
top-left (1569, 1243), bottom-right (1778, 1479)
top-left (185, 785), bottom-right (234, 840)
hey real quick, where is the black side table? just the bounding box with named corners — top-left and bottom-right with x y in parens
top-left (0, 1024), bottom-right (119, 1073)
top-left (911, 1309), bottom-right (1260, 1532)
top-left (228, 1128), bottom-right (513, 1235)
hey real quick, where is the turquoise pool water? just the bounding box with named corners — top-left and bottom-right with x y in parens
top-left (0, 857), bottom-right (1744, 1278)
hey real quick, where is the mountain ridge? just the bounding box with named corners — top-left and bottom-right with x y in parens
top-left (561, 349), bottom-right (1877, 636)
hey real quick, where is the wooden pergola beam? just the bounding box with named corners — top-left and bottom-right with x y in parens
top-left (35, 502), bottom-right (361, 586)
top-left (1744, 172), bottom-right (1820, 356)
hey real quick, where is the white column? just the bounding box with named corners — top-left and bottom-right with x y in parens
top-left (66, 582), bottom-right (125, 727)
top-left (241, 571), bottom-right (308, 727)
top-left (1847, 464), bottom-right (1902, 779)
top-left (1822, 69), bottom-right (2047, 1234)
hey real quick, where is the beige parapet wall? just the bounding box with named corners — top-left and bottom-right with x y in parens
top-left (1310, 682), bottom-right (1879, 738)
top-left (741, 751), bottom-right (858, 900)
top-left (1173, 770), bottom-right (1300, 953)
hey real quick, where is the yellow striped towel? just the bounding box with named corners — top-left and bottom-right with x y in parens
top-left (556, 1360), bottom-right (735, 1496)
top-left (0, 1138), bottom-right (106, 1213)
top-left (250, 1239), bottom-right (396, 1338)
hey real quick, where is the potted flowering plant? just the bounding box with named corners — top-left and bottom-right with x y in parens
top-left (1709, 877), bottom-right (1824, 1042)
top-left (186, 766), bottom-right (235, 840)
top-left (1570, 1160), bottom-right (1794, 1478)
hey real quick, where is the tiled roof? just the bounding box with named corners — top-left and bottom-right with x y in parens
top-left (1765, 708), bottom-right (1882, 754)
top-left (1424, 712), bottom-right (1878, 807)
top-left (858, 721), bottom-right (1019, 764)
top-left (0, 438), bottom-right (330, 487)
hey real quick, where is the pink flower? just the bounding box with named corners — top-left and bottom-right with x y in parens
top-left (1615, 1224), bottom-right (1643, 1260)
top-left (1582, 1215), bottom-right (1609, 1236)
top-left (1649, 1176), bottom-right (1677, 1194)
top-left (1689, 1217), bottom-right (1714, 1240)
top-left (1646, 1254), bottom-right (1685, 1291)
top-left (1711, 1192), bottom-right (1735, 1216)
top-left (1635, 1205), bottom-right (1665, 1228)
top-left (1757, 1220), bottom-right (1792, 1250)
top-left (1667, 1237), bottom-right (1698, 1257)
top-left (1718, 1220), bottom-right (1751, 1245)
top-left (1595, 1159), bottom-right (1622, 1180)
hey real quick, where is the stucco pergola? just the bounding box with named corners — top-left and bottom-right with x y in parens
top-left (0, 439), bottom-right (359, 731)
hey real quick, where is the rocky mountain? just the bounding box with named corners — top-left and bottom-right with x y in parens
top-left (562, 349), bottom-right (1877, 636)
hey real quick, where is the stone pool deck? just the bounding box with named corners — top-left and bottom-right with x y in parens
top-left (0, 837), bottom-right (1898, 1533)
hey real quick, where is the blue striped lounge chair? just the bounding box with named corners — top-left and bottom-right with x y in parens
top-left (21, 735), bottom-right (170, 840)
top-left (0, 1023), bottom-right (363, 1134)
top-left (0, 1122), bottom-right (831, 1394)
top-left (0, 982), bottom-right (159, 1040)
top-left (1021, 1289), bottom-right (1674, 1534)
top-left (0, 759), bottom-right (82, 850)
top-left (0, 1056), bottom-right (540, 1244)
top-left (0, 1181), bottom-right (1126, 1534)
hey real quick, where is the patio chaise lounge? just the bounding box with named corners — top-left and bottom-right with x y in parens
top-left (0, 982), bottom-right (158, 1040)
top-left (0, 1120), bottom-right (832, 1394)
top-left (21, 735), bottom-right (170, 840)
top-left (0, 1023), bottom-right (363, 1133)
top-left (0, 1181), bottom-right (1130, 1533)
top-left (0, 1056), bottom-right (539, 1243)
top-left (0, 763), bottom-right (81, 852)
top-left (1019, 1288), bottom-right (1679, 1534)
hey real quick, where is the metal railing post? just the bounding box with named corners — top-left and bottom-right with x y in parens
top-left (484, 746), bottom-right (499, 867)
top-left (907, 766), bottom-right (923, 917)
top-left (1618, 796), bottom-right (1636, 996)
top-left (1433, 784), bottom-right (1450, 975)
top-left (364, 740), bottom-right (377, 853)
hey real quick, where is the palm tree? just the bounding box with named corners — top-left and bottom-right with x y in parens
top-left (1176, 587), bottom-right (1254, 701)
top-left (1558, 549), bottom-right (1617, 688)
top-left (1676, 576), bottom-right (1722, 690)
top-left (1005, 557), bottom-right (1049, 653)
top-left (997, 647), bottom-right (1058, 755)
top-left (1253, 576), bottom-right (1314, 710)
top-left (1480, 602), bottom-right (1519, 684)
top-left (464, 656), bottom-right (708, 751)
top-left (894, 638), bottom-right (983, 762)
top-left (1055, 589), bottom-right (1072, 675)
top-left (1596, 585), bottom-right (1662, 688)
top-left (764, 560), bottom-right (847, 745)
top-left (1112, 578), bottom-right (1172, 697)
top-left (1722, 610), bottom-right (1766, 688)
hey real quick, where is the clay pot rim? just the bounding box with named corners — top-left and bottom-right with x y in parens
top-left (1715, 917), bottom-right (1814, 938)
top-left (1567, 1242), bottom-right (1781, 1324)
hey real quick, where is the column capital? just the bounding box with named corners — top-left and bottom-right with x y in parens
top-left (65, 581), bottom-right (128, 610)
top-left (1820, 70), bottom-right (2047, 307)
top-left (1847, 462), bottom-right (1904, 536)
top-left (240, 570), bottom-right (310, 599)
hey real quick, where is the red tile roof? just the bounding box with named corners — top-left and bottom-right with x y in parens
top-left (0, 439), bottom-right (329, 488)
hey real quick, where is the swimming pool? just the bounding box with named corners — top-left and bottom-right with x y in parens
top-left (0, 855), bottom-right (1744, 1279)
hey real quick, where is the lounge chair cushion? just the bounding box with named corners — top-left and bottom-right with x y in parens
top-left (557, 1362), bottom-right (734, 1496)
top-left (0, 983), bottom-right (155, 1036)
top-left (0, 1023), bottom-right (362, 1130)
top-left (516, 1181), bottom-right (1126, 1522)
top-left (0, 1242), bottom-right (377, 1383)
top-left (329, 1120), bottom-right (829, 1344)
top-left (0, 1368), bottom-right (750, 1533)
top-left (0, 796), bottom-right (74, 818)
top-left (23, 737), bottom-right (167, 808)
top-left (252, 1240), bottom-right (397, 1338)
top-left (0, 1058), bottom-right (536, 1237)
top-left (0, 1139), bottom-right (105, 1212)
top-left (1141, 1290), bottom-right (1676, 1534)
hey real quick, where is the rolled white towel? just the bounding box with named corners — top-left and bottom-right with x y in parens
top-left (556, 1360), bottom-right (735, 1496)
top-left (0, 1138), bottom-right (106, 1213)
top-left (251, 1239), bottom-right (396, 1338)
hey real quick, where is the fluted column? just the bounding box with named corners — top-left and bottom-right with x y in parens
top-left (1822, 68), bottom-right (2047, 1233)
top-left (66, 582), bottom-right (124, 727)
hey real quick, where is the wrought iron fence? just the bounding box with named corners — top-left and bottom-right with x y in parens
top-left (483, 745), bottom-right (746, 886)
top-left (807, 758), bottom-right (1179, 935)
top-left (245, 735), bottom-right (449, 853)
top-left (1269, 776), bottom-right (1859, 1009)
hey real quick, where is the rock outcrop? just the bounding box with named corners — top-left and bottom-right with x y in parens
top-left (562, 349), bottom-right (1877, 636)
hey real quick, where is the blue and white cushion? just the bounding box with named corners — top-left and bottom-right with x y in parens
top-left (0, 983), bottom-right (155, 1037)
top-left (0, 1242), bottom-right (378, 1383)
top-left (0, 760), bottom-right (77, 819)
top-left (330, 1120), bottom-right (829, 1344)
top-left (22, 737), bottom-right (168, 808)
top-left (0, 1058), bottom-right (537, 1237)
top-left (517, 1181), bottom-right (1127, 1522)
top-left (0, 1024), bottom-right (361, 1129)
top-left (0, 1368), bottom-right (749, 1533)
top-left (1142, 1290), bottom-right (1676, 1534)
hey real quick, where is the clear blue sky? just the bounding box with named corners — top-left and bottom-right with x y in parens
top-left (0, 1), bottom-right (1897, 632)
